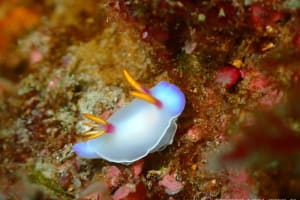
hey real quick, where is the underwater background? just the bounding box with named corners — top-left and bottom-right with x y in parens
top-left (1, 0), bottom-right (300, 199)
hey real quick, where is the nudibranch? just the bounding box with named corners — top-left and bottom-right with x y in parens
top-left (72, 70), bottom-right (185, 165)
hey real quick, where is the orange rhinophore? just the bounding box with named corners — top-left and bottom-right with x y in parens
top-left (123, 69), bottom-right (162, 107)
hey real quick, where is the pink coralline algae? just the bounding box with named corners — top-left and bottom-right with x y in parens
top-left (112, 184), bottom-right (136, 200)
top-left (104, 165), bottom-right (122, 188)
top-left (223, 170), bottom-right (253, 199)
top-left (248, 75), bottom-right (269, 91)
top-left (112, 182), bottom-right (147, 200)
top-left (185, 126), bottom-right (205, 142)
top-left (215, 66), bottom-right (241, 89)
top-left (48, 80), bottom-right (58, 89)
top-left (247, 71), bottom-right (283, 107)
top-left (131, 160), bottom-right (144, 179)
top-left (29, 49), bottom-right (43, 64)
top-left (159, 174), bottom-right (183, 195)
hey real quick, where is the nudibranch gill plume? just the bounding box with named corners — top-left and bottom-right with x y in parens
top-left (72, 70), bottom-right (185, 165)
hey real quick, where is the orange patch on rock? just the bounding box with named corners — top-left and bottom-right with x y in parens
top-left (0, 6), bottom-right (40, 53)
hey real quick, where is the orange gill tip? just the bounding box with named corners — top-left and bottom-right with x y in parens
top-left (130, 91), bottom-right (162, 108)
top-left (82, 122), bottom-right (99, 128)
top-left (80, 130), bottom-right (106, 140)
top-left (123, 69), bottom-right (148, 93)
top-left (83, 113), bottom-right (108, 125)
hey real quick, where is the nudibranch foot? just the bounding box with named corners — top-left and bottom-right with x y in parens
top-left (150, 117), bottom-right (178, 152)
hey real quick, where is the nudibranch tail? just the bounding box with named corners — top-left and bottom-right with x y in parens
top-left (123, 69), bottom-right (161, 108)
top-left (73, 142), bottom-right (99, 159)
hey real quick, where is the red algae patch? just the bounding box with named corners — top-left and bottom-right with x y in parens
top-left (249, 2), bottom-right (285, 30)
top-left (292, 29), bottom-right (300, 50)
top-left (215, 66), bottom-right (241, 89)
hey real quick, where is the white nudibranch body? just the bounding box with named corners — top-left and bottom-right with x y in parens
top-left (73, 71), bottom-right (185, 165)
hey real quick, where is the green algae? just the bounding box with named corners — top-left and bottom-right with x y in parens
top-left (29, 169), bottom-right (74, 200)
